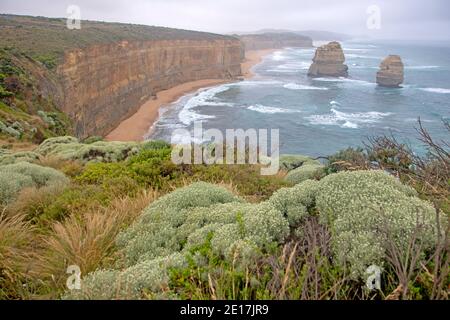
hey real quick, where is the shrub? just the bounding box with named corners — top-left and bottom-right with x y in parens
top-left (314, 170), bottom-right (444, 278)
top-left (0, 172), bottom-right (34, 206)
top-left (0, 150), bottom-right (41, 165)
top-left (141, 140), bottom-right (171, 151)
top-left (82, 136), bottom-right (103, 144)
top-left (284, 163), bottom-right (324, 185)
top-left (35, 136), bottom-right (80, 156)
top-left (279, 154), bottom-right (321, 172)
top-left (36, 138), bottom-right (141, 163)
top-left (269, 179), bottom-right (319, 227)
top-left (0, 162), bottom-right (69, 188)
top-left (69, 182), bottom-right (290, 299)
top-left (325, 147), bottom-right (368, 174)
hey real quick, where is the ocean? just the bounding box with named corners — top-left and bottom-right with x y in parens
top-left (148, 40), bottom-right (450, 157)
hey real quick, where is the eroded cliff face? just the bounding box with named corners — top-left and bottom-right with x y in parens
top-left (57, 39), bottom-right (242, 138)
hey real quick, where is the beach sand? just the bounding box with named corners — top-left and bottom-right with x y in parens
top-left (105, 49), bottom-right (275, 142)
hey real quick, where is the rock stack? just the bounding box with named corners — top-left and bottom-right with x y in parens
top-left (376, 55), bottom-right (404, 87)
top-left (308, 41), bottom-right (348, 77)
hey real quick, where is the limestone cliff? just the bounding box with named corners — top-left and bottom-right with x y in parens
top-left (57, 39), bottom-right (242, 137)
top-left (308, 41), bottom-right (348, 78)
top-left (239, 33), bottom-right (313, 51)
top-left (376, 55), bottom-right (404, 88)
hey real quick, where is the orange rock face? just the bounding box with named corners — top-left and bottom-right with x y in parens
top-left (57, 39), bottom-right (243, 138)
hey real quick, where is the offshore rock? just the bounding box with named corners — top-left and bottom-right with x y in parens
top-left (308, 41), bottom-right (348, 77)
top-left (376, 55), bottom-right (404, 87)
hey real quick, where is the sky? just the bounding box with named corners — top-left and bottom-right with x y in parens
top-left (1, 0), bottom-right (450, 40)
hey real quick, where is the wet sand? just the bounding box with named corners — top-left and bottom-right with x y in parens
top-left (105, 49), bottom-right (275, 142)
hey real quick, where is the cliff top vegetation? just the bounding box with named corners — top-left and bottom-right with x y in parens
top-left (0, 14), bottom-right (238, 67)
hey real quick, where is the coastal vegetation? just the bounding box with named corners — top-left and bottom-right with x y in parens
top-left (0, 119), bottom-right (448, 300)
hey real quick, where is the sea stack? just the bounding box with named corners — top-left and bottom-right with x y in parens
top-left (308, 41), bottom-right (348, 77)
top-left (376, 55), bottom-right (404, 87)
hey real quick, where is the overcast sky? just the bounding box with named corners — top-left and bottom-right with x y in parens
top-left (1, 0), bottom-right (449, 40)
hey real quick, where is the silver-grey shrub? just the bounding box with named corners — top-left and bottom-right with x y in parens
top-left (0, 162), bottom-right (69, 205)
top-left (0, 171), bottom-right (34, 205)
top-left (0, 151), bottom-right (41, 165)
top-left (314, 170), bottom-right (443, 278)
top-left (284, 163), bottom-right (324, 185)
top-left (68, 182), bottom-right (290, 299)
top-left (36, 136), bottom-right (140, 163)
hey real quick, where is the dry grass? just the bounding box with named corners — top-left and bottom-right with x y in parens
top-left (32, 189), bottom-right (159, 295)
top-left (0, 210), bottom-right (35, 298)
top-left (6, 184), bottom-right (65, 222)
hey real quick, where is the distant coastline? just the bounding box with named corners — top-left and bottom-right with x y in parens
top-left (105, 49), bottom-right (276, 142)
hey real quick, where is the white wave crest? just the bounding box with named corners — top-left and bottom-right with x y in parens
top-left (283, 83), bottom-right (328, 91)
top-left (247, 104), bottom-right (300, 114)
top-left (271, 51), bottom-right (286, 61)
top-left (178, 85), bottom-right (231, 125)
top-left (313, 77), bottom-right (375, 86)
top-left (419, 87), bottom-right (450, 94)
top-left (306, 108), bottom-right (392, 129)
top-left (405, 65), bottom-right (440, 70)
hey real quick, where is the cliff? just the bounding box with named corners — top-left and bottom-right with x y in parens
top-left (0, 15), bottom-right (242, 139)
top-left (376, 55), bottom-right (404, 88)
top-left (239, 32), bottom-right (313, 51)
top-left (58, 39), bottom-right (242, 137)
top-left (308, 41), bottom-right (348, 77)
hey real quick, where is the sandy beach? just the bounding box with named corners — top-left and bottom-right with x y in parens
top-left (106, 49), bottom-right (275, 142)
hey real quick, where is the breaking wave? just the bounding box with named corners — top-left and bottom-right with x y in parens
top-left (247, 104), bottom-right (300, 114)
top-left (306, 108), bottom-right (393, 129)
top-left (419, 87), bottom-right (450, 94)
top-left (283, 83), bottom-right (329, 91)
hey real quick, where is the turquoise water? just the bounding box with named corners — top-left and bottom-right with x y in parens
top-left (149, 41), bottom-right (450, 157)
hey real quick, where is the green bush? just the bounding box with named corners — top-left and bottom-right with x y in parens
top-left (36, 137), bottom-right (140, 163)
top-left (36, 136), bottom-right (79, 155)
top-left (0, 151), bottom-right (40, 165)
top-left (269, 179), bottom-right (319, 227)
top-left (0, 162), bottom-right (69, 188)
top-left (0, 171), bottom-right (34, 205)
top-left (0, 162), bottom-right (69, 206)
top-left (325, 147), bottom-right (368, 174)
top-left (279, 154), bottom-right (321, 172)
top-left (82, 136), bottom-right (104, 144)
top-left (284, 163), bottom-right (324, 185)
top-left (141, 140), bottom-right (171, 151)
top-left (314, 170), bottom-right (443, 278)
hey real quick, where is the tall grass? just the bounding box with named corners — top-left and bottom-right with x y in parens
top-left (33, 189), bottom-right (158, 296)
top-left (0, 210), bottom-right (35, 299)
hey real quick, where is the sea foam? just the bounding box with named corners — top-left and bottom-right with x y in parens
top-left (247, 104), bottom-right (300, 114)
top-left (306, 108), bottom-right (392, 129)
top-left (283, 83), bottom-right (328, 91)
top-left (419, 87), bottom-right (450, 94)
